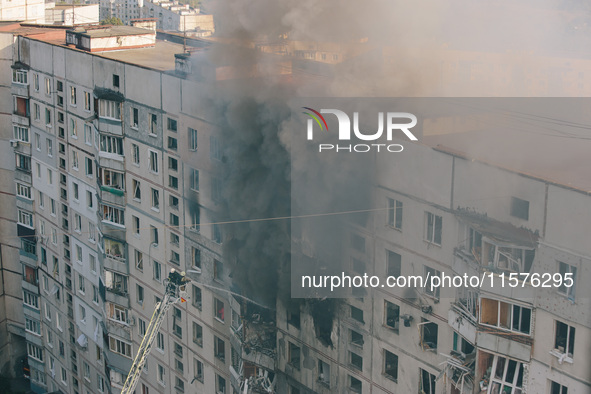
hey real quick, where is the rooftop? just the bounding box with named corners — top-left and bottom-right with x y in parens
top-left (70, 25), bottom-right (154, 38)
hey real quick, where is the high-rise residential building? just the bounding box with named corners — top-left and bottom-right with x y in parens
top-left (0, 19), bottom-right (589, 394)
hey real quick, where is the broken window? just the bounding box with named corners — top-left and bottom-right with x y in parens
top-left (469, 227), bottom-right (483, 261)
top-left (550, 381), bottom-right (569, 394)
top-left (424, 266), bottom-right (441, 299)
top-left (384, 350), bottom-right (398, 381)
top-left (480, 298), bottom-right (531, 335)
top-left (387, 250), bottom-right (401, 277)
top-left (554, 321), bottom-right (575, 359)
top-left (457, 287), bottom-right (478, 318)
top-left (350, 351), bottom-right (363, 371)
top-left (350, 305), bottom-right (364, 323)
top-left (453, 332), bottom-right (475, 356)
top-left (350, 329), bottom-right (364, 347)
top-left (214, 336), bottom-right (225, 362)
top-left (425, 212), bottom-right (442, 245)
top-left (419, 368), bottom-right (436, 394)
top-left (287, 308), bottom-right (300, 329)
top-left (510, 197), bottom-right (529, 220)
top-left (384, 300), bottom-right (400, 331)
top-left (317, 359), bottom-right (330, 386)
top-left (487, 354), bottom-right (524, 394)
top-left (420, 319), bottom-right (438, 351)
top-left (288, 343), bottom-right (300, 369)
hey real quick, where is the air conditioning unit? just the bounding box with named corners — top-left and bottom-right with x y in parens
top-left (10, 139), bottom-right (18, 148)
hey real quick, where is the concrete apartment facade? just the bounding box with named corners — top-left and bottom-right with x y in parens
top-left (1, 21), bottom-right (590, 394)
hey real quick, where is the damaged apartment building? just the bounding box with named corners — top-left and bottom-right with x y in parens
top-left (0, 21), bottom-right (590, 394)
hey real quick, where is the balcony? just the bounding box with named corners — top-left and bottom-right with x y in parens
top-left (442, 352), bottom-right (474, 394)
top-left (240, 305), bottom-right (276, 372)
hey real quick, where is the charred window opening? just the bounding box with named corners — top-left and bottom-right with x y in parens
top-left (420, 319), bottom-right (438, 351)
top-left (350, 233), bottom-right (365, 253)
top-left (352, 257), bottom-right (364, 274)
top-left (317, 359), bottom-right (330, 386)
top-left (384, 350), bottom-right (398, 381)
top-left (510, 197), bottom-right (529, 220)
top-left (288, 342), bottom-right (300, 369)
top-left (387, 250), bottom-right (401, 277)
top-left (384, 300), bottom-right (400, 331)
top-left (311, 299), bottom-right (335, 347)
top-left (287, 308), bottom-right (300, 329)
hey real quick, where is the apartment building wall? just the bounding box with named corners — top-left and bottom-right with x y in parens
top-left (0, 0), bottom-right (45, 23)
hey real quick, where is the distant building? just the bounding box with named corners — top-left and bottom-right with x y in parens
top-left (0, 0), bottom-right (45, 23)
top-left (45, 3), bottom-right (100, 26)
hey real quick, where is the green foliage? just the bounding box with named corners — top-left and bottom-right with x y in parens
top-left (100, 17), bottom-right (124, 26)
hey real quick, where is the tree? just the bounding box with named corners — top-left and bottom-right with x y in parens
top-left (100, 17), bottom-right (123, 26)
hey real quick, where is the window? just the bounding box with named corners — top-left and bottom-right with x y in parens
top-left (384, 300), bottom-right (400, 331)
top-left (172, 307), bottom-right (182, 337)
top-left (192, 285), bottom-right (202, 310)
top-left (216, 374), bottom-right (226, 394)
top-left (168, 136), bottom-right (177, 150)
top-left (102, 205), bottom-right (125, 226)
top-left (190, 168), bottom-right (199, 191)
top-left (99, 100), bottom-right (121, 120)
top-left (151, 226), bottom-right (159, 246)
top-left (74, 214), bottom-right (82, 232)
top-left (25, 317), bottom-right (41, 335)
top-left (424, 212), bottom-right (442, 245)
top-left (33, 103), bottom-right (40, 121)
top-left (137, 284), bottom-right (144, 304)
top-left (318, 359), bottom-right (330, 386)
top-left (105, 270), bottom-right (128, 294)
top-left (90, 254), bottom-right (96, 272)
top-left (23, 291), bottom-right (39, 309)
top-left (70, 86), bottom-right (77, 105)
top-left (349, 376), bottom-right (362, 393)
top-left (100, 134), bottom-right (124, 155)
top-left (47, 139), bottom-right (53, 156)
top-left (138, 318), bottom-right (146, 336)
top-left (419, 319), bottom-right (438, 351)
top-left (149, 150), bottom-right (159, 173)
top-left (100, 168), bottom-right (125, 190)
top-left (350, 233), bottom-right (365, 252)
top-left (45, 108), bottom-right (51, 125)
top-left (213, 224), bottom-right (222, 243)
top-left (149, 114), bottom-right (158, 135)
top-left (132, 143), bottom-right (140, 164)
top-left (452, 332), bottom-right (475, 356)
top-left (87, 190), bottom-right (93, 209)
top-left (72, 151), bottom-right (80, 171)
top-left (210, 135), bottom-right (221, 160)
top-left (191, 247), bottom-right (201, 271)
top-left (27, 343), bottom-right (44, 362)
top-left (550, 381), bottom-right (569, 394)
top-left (350, 351), bottom-right (363, 370)
top-left (109, 304), bottom-right (127, 323)
top-left (113, 74), bottom-right (120, 88)
top-left (191, 208), bottom-right (200, 232)
top-left (193, 322), bottom-right (203, 346)
top-left (387, 250), bottom-right (401, 277)
top-left (387, 198), bottom-right (403, 229)
top-left (13, 125), bottom-right (29, 142)
top-left (38, 192), bottom-right (45, 209)
top-left (557, 262), bottom-right (576, 300)
top-left (83, 362), bottom-right (90, 381)
top-left (510, 197), bottom-right (529, 220)
top-left (83, 125), bottom-right (92, 147)
top-left (45, 78), bottom-right (51, 94)
top-left (175, 376), bottom-right (184, 391)
top-left (133, 216), bottom-right (140, 235)
top-left (131, 108), bottom-right (139, 128)
top-left (169, 157), bottom-right (178, 171)
top-left (105, 238), bottom-right (125, 260)
top-left (97, 375), bottom-right (105, 392)
top-left (189, 127), bottom-right (198, 150)
top-left (153, 260), bottom-right (162, 282)
top-left (12, 69), bottom-right (28, 84)
top-left (419, 369), bottom-right (436, 394)
top-left (211, 177), bottom-right (221, 201)
top-left (35, 133), bottom-right (40, 150)
top-left (288, 343), bottom-right (300, 369)
top-left (93, 286), bottom-right (99, 303)
top-left (214, 298), bottom-right (225, 322)
top-left (214, 259), bottom-right (223, 281)
top-left (480, 298), bottom-right (531, 335)
top-left (424, 266), bottom-right (441, 299)
top-left (214, 336), bottom-right (225, 362)
top-left (554, 321), bottom-right (575, 359)
top-left (350, 305), bottom-right (364, 323)
top-left (109, 336), bottom-right (132, 358)
top-left (167, 117), bottom-right (177, 132)
top-left (131, 179), bottom-right (142, 201)
top-left (135, 250), bottom-right (143, 270)
top-left (194, 359), bottom-right (204, 382)
top-left (15, 153), bottom-right (31, 172)
top-left (151, 188), bottom-right (159, 210)
top-left (18, 209), bottom-right (33, 227)
top-left (78, 274), bottom-right (85, 293)
top-left (169, 175), bottom-right (178, 189)
top-left (84, 91), bottom-right (91, 111)
top-left (70, 117), bottom-right (78, 137)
